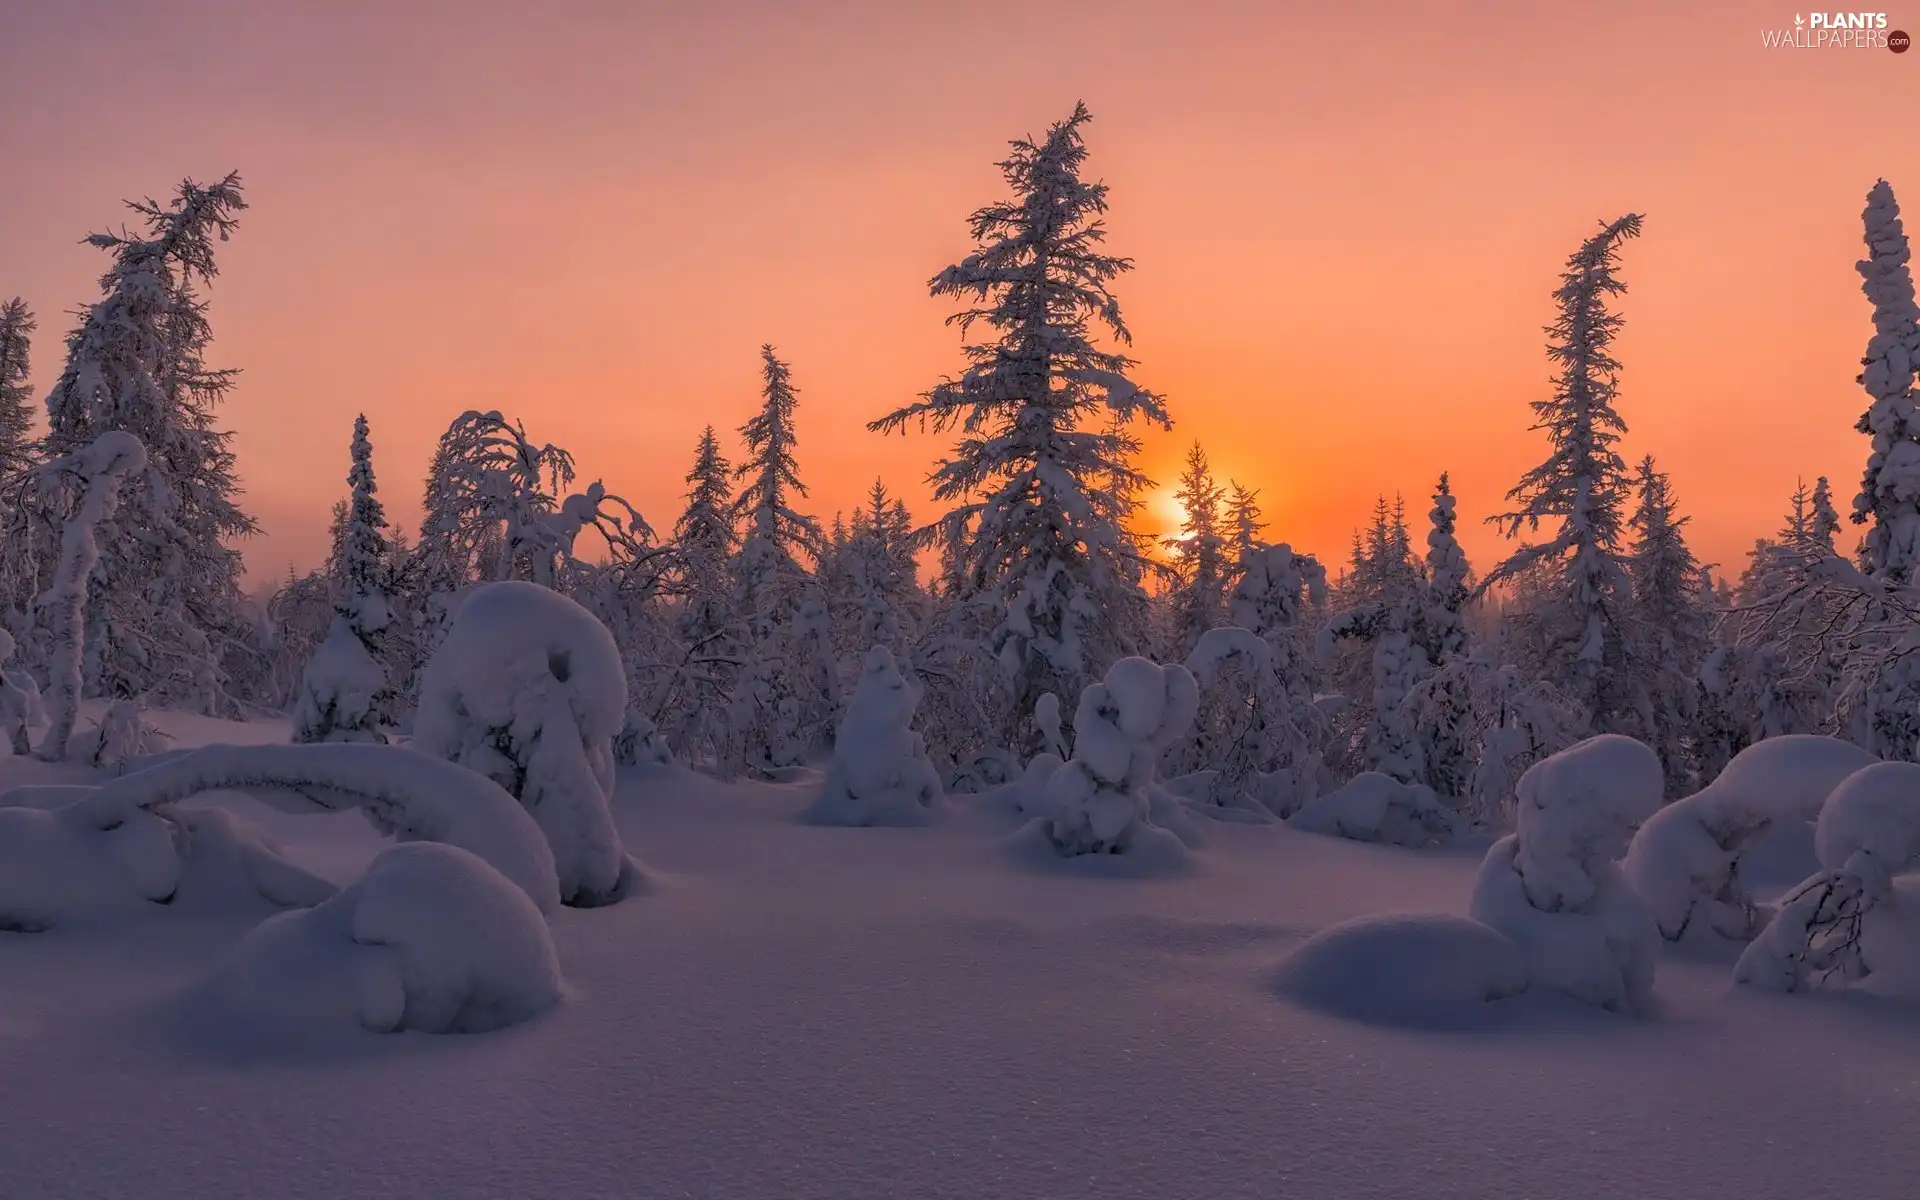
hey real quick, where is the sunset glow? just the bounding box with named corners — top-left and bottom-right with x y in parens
top-left (0, 1), bottom-right (1911, 584)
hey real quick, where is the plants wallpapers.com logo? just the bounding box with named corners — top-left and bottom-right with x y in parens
top-left (1762, 11), bottom-right (1910, 49)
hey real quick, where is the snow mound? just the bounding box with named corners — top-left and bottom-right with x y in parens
top-left (1469, 735), bottom-right (1663, 1014)
top-left (1289, 772), bottom-right (1457, 848)
top-left (806, 646), bottom-right (944, 827)
top-left (1273, 913), bottom-right (1529, 1028)
top-left (1736, 761), bottom-right (1920, 994)
top-left (190, 842), bottom-right (562, 1043)
top-left (0, 790), bottom-right (335, 933)
top-left (1042, 657), bottom-right (1199, 857)
top-left (414, 581), bottom-right (635, 907)
top-left (1625, 737), bottom-right (1875, 943)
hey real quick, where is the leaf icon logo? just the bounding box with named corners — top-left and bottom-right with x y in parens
top-left (1794, 12), bottom-right (1805, 25)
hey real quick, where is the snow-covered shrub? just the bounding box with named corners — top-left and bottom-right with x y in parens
top-left (1735, 761), bottom-right (1920, 994)
top-left (291, 617), bottom-right (388, 745)
top-left (1044, 657), bottom-right (1199, 856)
top-left (0, 627), bottom-right (43, 756)
top-left (35, 430), bottom-right (146, 762)
top-left (1179, 625), bottom-right (1327, 816)
top-left (1468, 734), bottom-right (1664, 1013)
top-left (69, 697), bottom-right (169, 772)
top-left (1274, 913), bottom-right (1530, 1029)
top-left (0, 742), bottom-right (562, 923)
top-left (413, 581), bottom-right (636, 907)
top-left (806, 647), bottom-right (943, 827)
top-left (193, 842), bottom-right (562, 1038)
top-left (1625, 736), bottom-right (1877, 942)
top-left (1289, 772), bottom-right (1458, 848)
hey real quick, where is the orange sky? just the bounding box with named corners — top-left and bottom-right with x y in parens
top-left (0, 0), bottom-right (1914, 586)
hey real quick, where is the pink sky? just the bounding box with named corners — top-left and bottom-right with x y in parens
top-left (0, 0), bottom-right (1914, 585)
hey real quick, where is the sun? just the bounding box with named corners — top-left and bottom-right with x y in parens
top-left (1151, 486), bottom-right (1189, 533)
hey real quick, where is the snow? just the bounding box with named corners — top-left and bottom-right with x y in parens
top-left (1042, 657), bottom-right (1198, 857)
top-left (806, 646), bottom-right (944, 826)
top-left (185, 842), bottom-right (561, 1043)
top-left (0, 741), bottom-right (562, 914)
top-left (1289, 771), bottom-right (1458, 848)
top-left (1625, 735), bottom-right (1877, 942)
top-left (3, 715), bottom-right (1920, 1198)
top-left (1273, 912), bottom-right (1529, 1029)
top-left (1468, 735), bottom-right (1664, 1013)
top-left (413, 580), bottom-right (635, 907)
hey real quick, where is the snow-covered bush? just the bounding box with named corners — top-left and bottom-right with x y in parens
top-left (1289, 772), bottom-right (1458, 848)
top-left (0, 742), bottom-right (562, 927)
top-left (806, 647), bottom-right (943, 827)
top-left (36, 430), bottom-right (147, 762)
top-left (1735, 761), bottom-right (1920, 994)
top-left (192, 842), bottom-right (562, 1038)
top-left (290, 618), bottom-right (388, 745)
top-left (1468, 734), bottom-right (1664, 1013)
top-left (1625, 736), bottom-right (1877, 942)
top-left (69, 697), bottom-right (169, 772)
top-left (0, 628), bottom-right (43, 756)
top-left (1179, 624), bottom-right (1327, 816)
top-left (1044, 657), bottom-right (1199, 856)
top-left (413, 581), bottom-right (636, 907)
top-left (1274, 913), bottom-right (1530, 1029)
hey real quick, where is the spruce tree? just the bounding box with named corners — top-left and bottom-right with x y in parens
top-left (40, 173), bottom-right (256, 712)
top-left (1624, 455), bottom-right (1708, 795)
top-left (732, 345), bottom-right (823, 612)
top-left (291, 415), bottom-right (391, 743)
top-left (1226, 480), bottom-right (1264, 556)
top-left (1164, 440), bottom-right (1229, 652)
top-left (1485, 214), bottom-right (1644, 731)
top-left (868, 102), bottom-right (1170, 746)
top-left (0, 297), bottom-right (35, 478)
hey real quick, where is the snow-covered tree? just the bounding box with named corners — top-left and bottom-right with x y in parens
top-left (413, 581), bottom-right (639, 907)
top-left (1164, 440), bottom-right (1229, 655)
top-left (1484, 214), bottom-right (1644, 733)
top-left (1405, 473), bottom-right (1476, 801)
top-left (291, 415), bottom-right (392, 745)
top-left (805, 646), bottom-right (943, 826)
top-left (868, 102), bottom-right (1170, 751)
top-left (1226, 480), bottom-right (1264, 558)
top-left (35, 432), bottom-right (148, 761)
top-left (1624, 456), bottom-right (1709, 796)
top-left (658, 426), bottom-right (740, 764)
top-left (0, 297), bottom-right (35, 479)
top-left (845, 480), bottom-right (918, 658)
top-left (40, 173), bottom-right (257, 713)
top-left (732, 345), bottom-right (823, 610)
top-left (1809, 475), bottom-right (1842, 553)
top-left (1850, 180), bottom-right (1920, 584)
top-left (1469, 734), bottom-right (1663, 1013)
top-left (1043, 656), bottom-right (1197, 856)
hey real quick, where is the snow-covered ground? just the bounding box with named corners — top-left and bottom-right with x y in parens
top-left (2, 713), bottom-right (1917, 1200)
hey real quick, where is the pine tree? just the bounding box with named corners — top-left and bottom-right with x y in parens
top-left (1485, 214), bottom-right (1644, 731)
top-left (869, 102), bottom-right (1170, 747)
top-left (1624, 455), bottom-right (1708, 795)
top-left (1850, 180), bottom-right (1920, 584)
top-left (40, 172), bottom-right (257, 712)
top-left (0, 298), bottom-right (35, 478)
top-left (1164, 440), bottom-right (1229, 653)
top-left (291, 416), bottom-right (391, 744)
